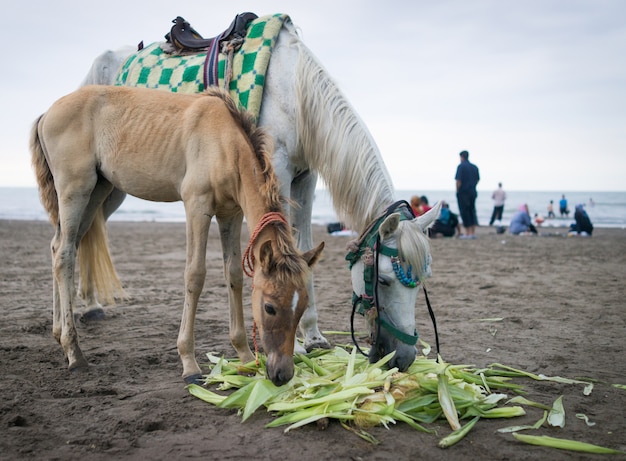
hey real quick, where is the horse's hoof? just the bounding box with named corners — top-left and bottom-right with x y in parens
top-left (305, 337), bottom-right (332, 352)
top-left (68, 356), bottom-right (89, 372)
top-left (183, 373), bottom-right (204, 385)
top-left (82, 307), bottom-right (106, 322)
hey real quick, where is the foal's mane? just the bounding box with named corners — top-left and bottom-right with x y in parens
top-left (205, 88), bottom-right (308, 280)
top-left (293, 37), bottom-right (396, 233)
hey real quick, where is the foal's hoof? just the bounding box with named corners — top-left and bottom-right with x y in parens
top-left (183, 373), bottom-right (204, 385)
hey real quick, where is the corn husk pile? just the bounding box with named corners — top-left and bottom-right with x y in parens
top-left (188, 346), bottom-right (625, 453)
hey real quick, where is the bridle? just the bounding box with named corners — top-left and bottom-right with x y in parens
top-left (345, 200), bottom-right (440, 359)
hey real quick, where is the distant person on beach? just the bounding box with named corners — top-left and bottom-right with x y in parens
top-left (547, 200), bottom-right (556, 219)
top-left (410, 195), bottom-right (422, 216)
top-left (455, 150), bottom-right (480, 239)
top-left (509, 204), bottom-right (538, 235)
top-left (419, 196), bottom-right (431, 215)
top-left (569, 204), bottom-right (593, 236)
top-left (428, 201), bottom-right (460, 238)
top-left (410, 195), bottom-right (431, 216)
top-left (559, 194), bottom-right (569, 217)
top-left (489, 182), bottom-right (506, 226)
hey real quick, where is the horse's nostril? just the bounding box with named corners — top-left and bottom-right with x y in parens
top-left (391, 349), bottom-right (416, 372)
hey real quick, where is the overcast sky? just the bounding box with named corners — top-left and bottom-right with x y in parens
top-left (2, 0), bottom-right (624, 191)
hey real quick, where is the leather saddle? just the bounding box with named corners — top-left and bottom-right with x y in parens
top-left (166, 13), bottom-right (258, 51)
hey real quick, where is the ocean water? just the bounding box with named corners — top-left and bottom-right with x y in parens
top-left (2, 187), bottom-right (625, 229)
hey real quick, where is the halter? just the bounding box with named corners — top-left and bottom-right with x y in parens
top-left (345, 200), bottom-right (440, 358)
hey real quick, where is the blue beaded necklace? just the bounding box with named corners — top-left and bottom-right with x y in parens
top-left (391, 256), bottom-right (420, 288)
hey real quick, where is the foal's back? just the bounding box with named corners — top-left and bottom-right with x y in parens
top-left (39, 85), bottom-right (252, 203)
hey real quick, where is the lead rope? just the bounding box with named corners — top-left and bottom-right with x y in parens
top-left (252, 321), bottom-right (260, 366)
top-left (423, 287), bottom-right (441, 359)
top-left (242, 212), bottom-right (289, 367)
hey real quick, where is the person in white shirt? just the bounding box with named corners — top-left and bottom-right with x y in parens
top-left (489, 182), bottom-right (506, 226)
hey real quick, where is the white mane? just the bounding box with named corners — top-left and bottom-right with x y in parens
top-left (294, 40), bottom-right (395, 232)
top-left (397, 220), bottom-right (432, 283)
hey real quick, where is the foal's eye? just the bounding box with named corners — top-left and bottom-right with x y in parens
top-left (264, 303), bottom-right (276, 315)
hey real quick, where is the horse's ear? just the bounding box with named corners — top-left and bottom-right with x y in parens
top-left (303, 241), bottom-right (325, 268)
top-left (416, 201), bottom-right (442, 232)
top-left (379, 213), bottom-right (401, 240)
top-left (259, 241), bottom-right (277, 274)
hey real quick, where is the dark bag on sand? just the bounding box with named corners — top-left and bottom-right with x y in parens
top-left (327, 222), bottom-right (343, 234)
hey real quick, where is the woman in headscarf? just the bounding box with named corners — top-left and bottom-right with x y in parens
top-left (509, 204), bottom-right (538, 235)
top-left (569, 204), bottom-right (593, 236)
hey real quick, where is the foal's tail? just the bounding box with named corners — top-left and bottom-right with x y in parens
top-left (30, 115), bottom-right (126, 304)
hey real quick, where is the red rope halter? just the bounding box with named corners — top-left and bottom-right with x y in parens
top-left (243, 212), bottom-right (288, 366)
top-left (242, 212), bottom-right (289, 277)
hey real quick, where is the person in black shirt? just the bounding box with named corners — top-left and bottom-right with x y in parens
top-left (454, 150), bottom-right (480, 239)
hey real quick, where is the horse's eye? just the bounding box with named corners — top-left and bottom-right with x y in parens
top-left (378, 275), bottom-right (391, 286)
top-left (264, 303), bottom-right (276, 315)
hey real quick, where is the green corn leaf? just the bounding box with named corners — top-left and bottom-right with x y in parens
top-left (547, 396), bottom-right (565, 428)
top-left (187, 383), bottom-right (226, 406)
top-left (465, 405), bottom-right (526, 419)
top-left (506, 396), bottom-right (553, 411)
top-left (438, 416), bottom-right (480, 448)
top-left (267, 386), bottom-right (374, 412)
top-left (218, 381), bottom-right (256, 409)
top-left (513, 433), bottom-right (626, 454)
top-left (575, 413), bottom-right (596, 427)
top-left (490, 364), bottom-right (593, 395)
top-left (242, 379), bottom-right (284, 422)
top-left (438, 373), bottom-right (461, 430)
top-left (391, 409), bottom-right (434, 433)
top-left (266, 401), bottom-right (354, 428)
top-left (497, 410), bottom-right (548, 433)
top-left (418, 338), bottom-right (431, 356)
top-left (340, 421), bottom-right (381, 445)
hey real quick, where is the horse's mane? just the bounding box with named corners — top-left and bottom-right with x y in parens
top-left (293, 36), bottom-right (396, 232)
top-left (396, 220), bottom-right (432, 282)
top-left (205, 87), bottom-right (308, 281)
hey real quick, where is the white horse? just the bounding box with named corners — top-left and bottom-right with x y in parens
top-left (81, 15), bottom-right (440, 371)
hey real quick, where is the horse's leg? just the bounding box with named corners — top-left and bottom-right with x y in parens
top-left (79, 187), bottom-right (126, 311)
top-left (291, 171), bottom-right (331, 351)
top-left (217, 214), bottom-right (255, 364)
top-left (177, 199), bottom-right (211, 383)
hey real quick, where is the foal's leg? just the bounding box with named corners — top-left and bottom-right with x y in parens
top-left (291, 172), bottom-right (331, 350)
top-left (53, 181), bottom-right (104, 370)
top-left (177, 200), bottom-right (211, 383)
top-left (217, 214), bottom-right (255, 364)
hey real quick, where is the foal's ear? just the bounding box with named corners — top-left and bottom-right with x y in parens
top-left (259, 241), bottom-right (277, 274)
top-left (302, 241), bottom-right (325, 268)
top-left (379, 213), bottom-right (401, 240)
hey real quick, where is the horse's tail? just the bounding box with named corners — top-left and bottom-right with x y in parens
top-left (30, 114), bottom-right (126, 304)
top-left (30, 114), bottom-right (59, 224)
top-left (77, 209), bottom-right (126, 305)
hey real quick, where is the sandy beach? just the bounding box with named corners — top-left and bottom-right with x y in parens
top-left (1, 219), bottom-right (625, 460)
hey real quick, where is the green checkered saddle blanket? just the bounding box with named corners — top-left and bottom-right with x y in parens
top-left (115, 14), bottom-right (288, 120)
